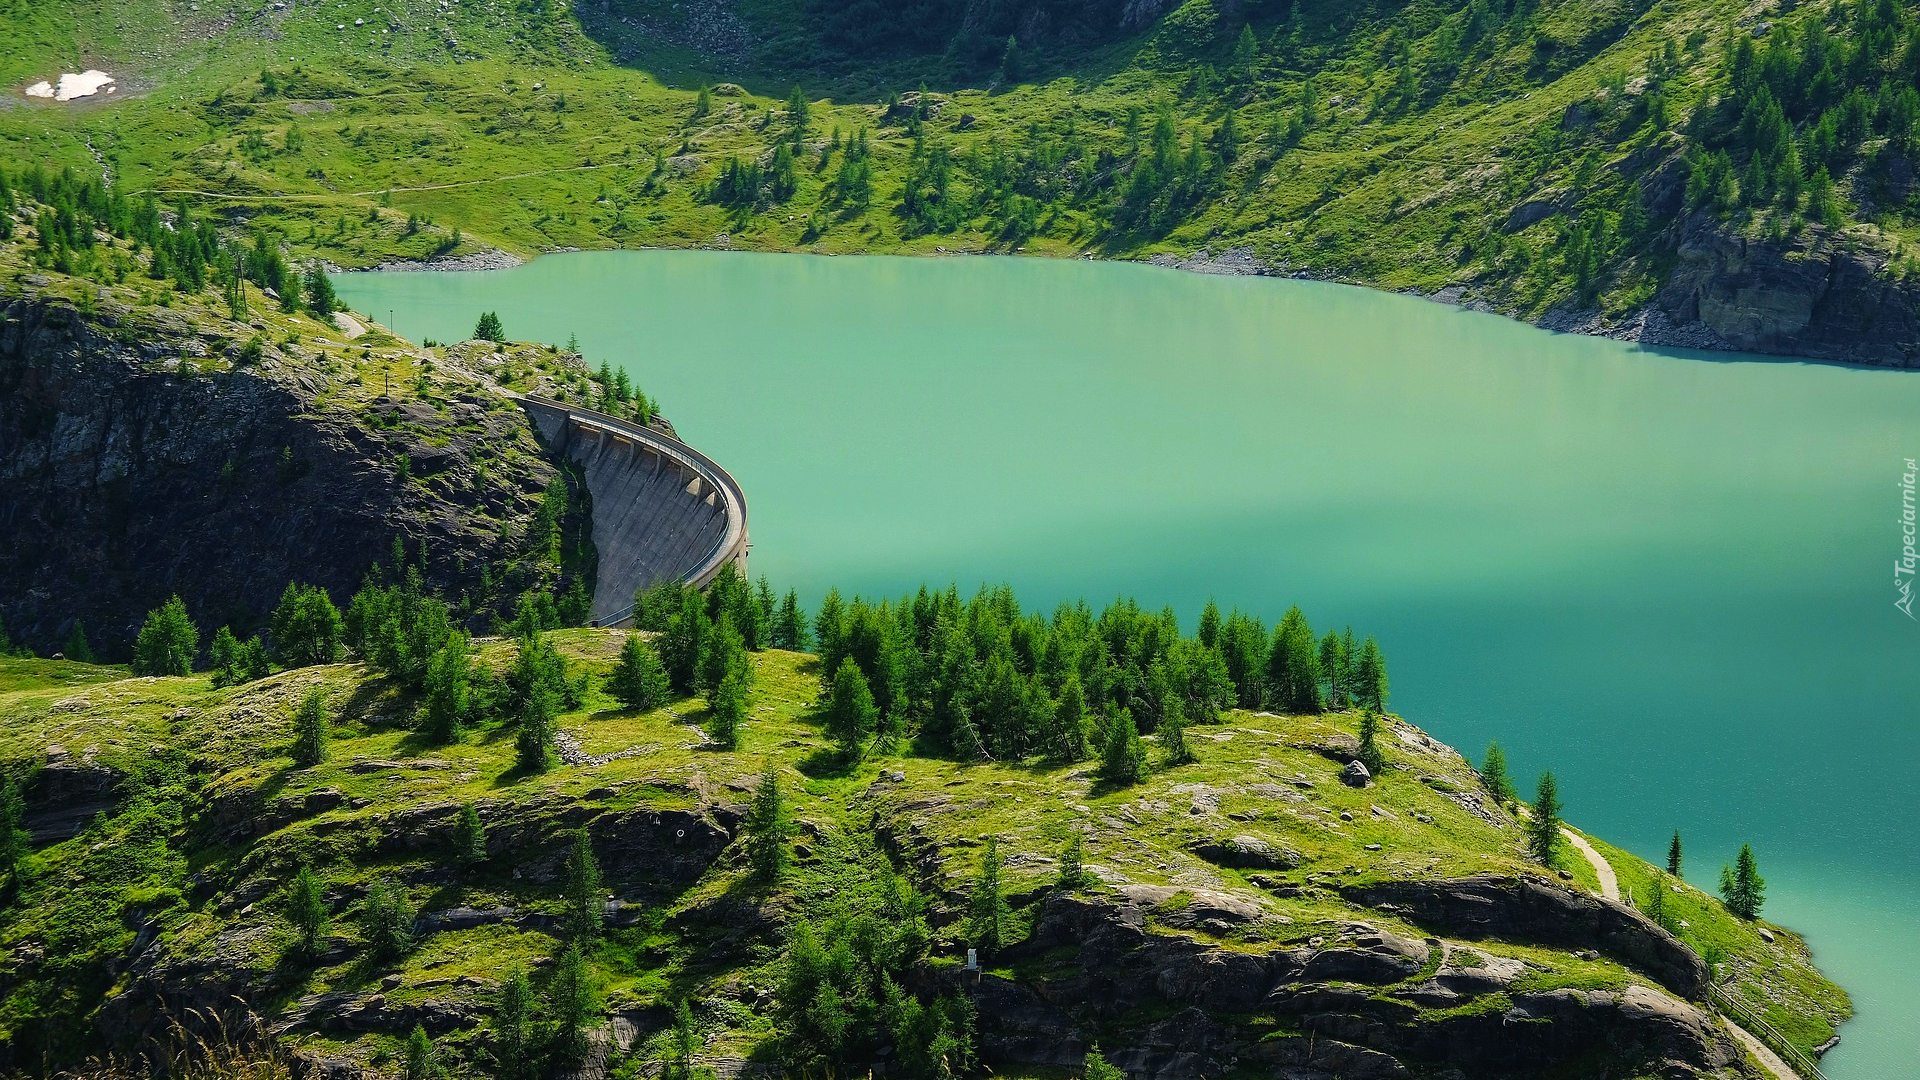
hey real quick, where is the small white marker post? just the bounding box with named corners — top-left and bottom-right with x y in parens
top-left (965, 948), bottom-right (978, 972)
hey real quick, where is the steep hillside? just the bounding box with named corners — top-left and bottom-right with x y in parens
top-left (5, 0), bottom-right (1920, 364)
top-left (0, 628), bottom-right (1849, 1079)
top-left (0, 180), bottom-right (642, 657)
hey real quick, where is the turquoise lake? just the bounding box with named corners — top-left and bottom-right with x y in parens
top-left (338, 250), bottom-right (1920, 1077)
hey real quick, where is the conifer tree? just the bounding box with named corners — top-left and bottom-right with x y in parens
top-left (1644, 871), bottom-right (1676, 933)
top-left (1082, 1048), bottom-right (1126, 1080)
top-left (1356, 709), bottom-right (1386, 776)
top-left (62, 621), bottom-right (95, 664)
top-left (209, 627), bottom-right (245, 687)
top-left (745, 760), bottom-right (793, 881)
top-left (304, 262), bottom-right (339, 318)
top-left (1267, 607), bottom-right (1321, 713)
top-left (272, 582), bottom-right (344, 666)
top-left (1480, 742), bottom-right (1516, 805)
top-left (813, 588), bottom-right (847, 673)
top-left (473, 310), bottom-right (505, 342)
top-left (775, 589), bottom-right (806, 650)
top-left (607, 632), bottom-right (672, 711)
top-left (0, 776), bottom-right (31, 890)
top-left (563, 829), bottom-right (604, 943)
top-left (708, 665), bottom-right (748, 749)
top-left (662, 589), bottom-right (708, 695)
top-left (361, 877), bottom-right (415, 959)
top-left (950, 701), bottom-right (986, 761)
top-left (1317, 630), bottom-right (1348, 709)
top-left (550, 942), bottom-right (596, 1063)
top-left (787, 85), bottom-right (811, 133)
top-left (1056, 833), bottom-right (1090, 892)
top-left (133, 595), bottom-right (199, 676)
top-left (494, 967), bottom-right (535, 1080)
top-left (1720, 843), bottom-right (1766, 919)
top-left (1197, 600), bottom-right (1222, 649)
top-left (291, 687), bottom-right (330, 766)
top-left (420, 633), bottom-right (472, 744)
top-left (967, 835), bottom-right (1010, 953)
top-left (1528, 772), bottom-right (1561, 867)
top-left (670, 1000), bottom-right (698, 1080)
top-left (1668, 832), bottom-right (1684, 878)
top-left (1354, 636), bottom-right (1389, 710)
top-left (702, 613), bottom-right (750, 694)
top-left (402, 1024), bottom-right (435, 1080)
top-left (1099, 707), bottom-right (1148, 786)
top-left (1052, 672), bottom-right (1090, 761)
top-left (287, 865), bottom-right (329, 956)
top-left (1158, 691), bottom-right (1196, 766)
top-left (452, 803), bottom-right (486, 870)
top-left (825, 657), bottom-right (877, 761)
top-left (515, 683), bottom-right (557, 773)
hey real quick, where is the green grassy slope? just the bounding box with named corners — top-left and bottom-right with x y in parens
top-left (3, 0), bottom-right (1918, 343)
top-left (0, 635), bottom-right (1848, 1073)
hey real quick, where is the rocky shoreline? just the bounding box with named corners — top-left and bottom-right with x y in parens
top-left (360, 247), bottom-right (525, 273)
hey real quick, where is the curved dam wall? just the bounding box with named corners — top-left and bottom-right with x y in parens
top-left (517, 395), bottom-right (748, 627)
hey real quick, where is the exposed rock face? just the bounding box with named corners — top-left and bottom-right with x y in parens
top-left (0, 295), bottom-right (561, 654)
top-left (1649, 213), bottom-right (1920, 366)
top-left (1341, 874), bottom-right (1710, 1001)
top-left (967, 889), bottom-right (1753, 1080)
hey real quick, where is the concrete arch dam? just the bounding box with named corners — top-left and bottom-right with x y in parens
top-left (518, 395), bottom-right (748, 627)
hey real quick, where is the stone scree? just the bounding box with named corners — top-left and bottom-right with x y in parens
top-left (518, 395), bottom-right (748, 625)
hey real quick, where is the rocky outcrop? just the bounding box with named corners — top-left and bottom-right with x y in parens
top-left (965, 889), bottom-right (1752, 1080)
top-left (0, 294), bottom-right (562, 655)
top-left (1646, 213), bottom-right (1920, 366)
top-left (1340, 874), bottom-right (1710, 1001)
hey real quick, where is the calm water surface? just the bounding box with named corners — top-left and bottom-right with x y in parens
top-left (339, 251), bottom-right (1920, 1077)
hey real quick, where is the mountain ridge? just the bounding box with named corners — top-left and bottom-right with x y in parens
top-left (7, 0), bottom-right (1920, 364)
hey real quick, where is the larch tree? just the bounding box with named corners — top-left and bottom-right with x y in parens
top-left (286, 865), bottom-right (329, 956)
top-left (1720, 843), bottom-right (1766, 919)
top-left (291, 687), bottom-right (330, 767)
top-left (514, 683), bottom-right (557, 774)
top-left (967, 835), bottom-right (1010, 953)
top-left (562, 829), bottom-right (604, 943)
top-left (607, 632), bottom-right (672, 711)
top-left (1528, 772), bottom-right (1562, 867)
top-left (1480, 742), bottom-right (1516, 805)
top-left (1267, 607), bottom-right (1321, 713)
top-left (1052, 672), bottom-right (1090, 762)
top-left (1158, 691), bottom-right (1197, 766)
top-left (1356, 709), bottom-right (1386, 777)
top-left (745, 760), bottom-right (793, 882)
top-left (493, 967), bottom-right (535, 1080)
top-left (452, 803), bottom-right (487, 871)
top-left (825, 657), bottom-right (878, 761)
top-left (1099, 707), bottom-right (1148, 786)
top-left (133, 595), bottom-right (199, 677)
top-left (550, 941), bottom-right (597, 1063)
top-left (62, 621), bottom-right (94, 664)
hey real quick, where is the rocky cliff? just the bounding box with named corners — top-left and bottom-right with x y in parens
top-left (0, 243), bottom-right (603, 657)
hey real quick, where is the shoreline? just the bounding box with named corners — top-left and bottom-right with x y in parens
top-left (341, 240), bottom-right (1916, 371)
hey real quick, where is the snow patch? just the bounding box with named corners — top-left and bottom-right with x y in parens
top-left (23, 71), bottom-right (117, 101)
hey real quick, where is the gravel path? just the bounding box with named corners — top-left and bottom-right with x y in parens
top-left (1560, 827), bottom-right (1620, 900)
top-left (1561, 827), bottom-right (1807, 1080)
top-left (1726, 1019), bottom-right (1806, 1080)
